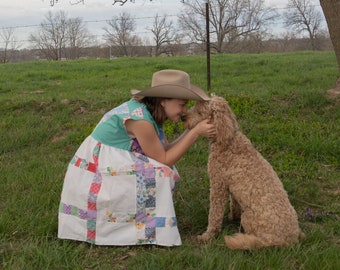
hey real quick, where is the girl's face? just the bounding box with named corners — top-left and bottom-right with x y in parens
top-left (161, 99), bottom-right (188, 122)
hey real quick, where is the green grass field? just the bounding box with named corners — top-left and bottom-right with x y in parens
top-left (1, 52), bottom-right (339, 269)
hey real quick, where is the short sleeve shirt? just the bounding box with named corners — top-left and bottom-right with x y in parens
top-left (91, 99), bottom-right (165, 153)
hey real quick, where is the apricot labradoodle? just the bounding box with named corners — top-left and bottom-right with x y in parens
top-left (185, 95), bottom-right (304, 250)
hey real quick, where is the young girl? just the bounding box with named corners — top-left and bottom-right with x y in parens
top-left (58, 69), bottom-right (215, 246)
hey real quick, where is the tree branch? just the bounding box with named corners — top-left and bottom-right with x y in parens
top-left (112, 0), bottom-right (129, 6)
top-left (50, 0), bottom-right (185, 7)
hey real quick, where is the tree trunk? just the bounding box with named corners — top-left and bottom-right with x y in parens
top-left (319, 0), bottom-right (340, 94)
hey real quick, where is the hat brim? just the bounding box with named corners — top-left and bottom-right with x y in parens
top-left (131, 84), bottom-right (210, 101)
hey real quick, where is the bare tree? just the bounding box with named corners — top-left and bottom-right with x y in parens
top-left (283, 0), bottom-right (323, 50)
top-left (178, 1), bottom-right (206, 49)
top-left (66, 17), bottom-right (92, 59)
top-left (30, 11), bottom-right (91, 60)
top-left (149, 14), bottom-right (179, 56)
top-left (0, 27), bottom-right (21, 63)
top-left (103, 12), bottom-right (142, 57)
top-left (30, 11), bottom-right (68, 60)
top-left (178, 0), bottom-right (276, 53)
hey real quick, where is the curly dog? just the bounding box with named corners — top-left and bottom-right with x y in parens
top-left (185, 95), bottom-right (304, 250)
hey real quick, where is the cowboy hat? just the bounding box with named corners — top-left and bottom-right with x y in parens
top-left (131, 69), bottom-right (210, 101)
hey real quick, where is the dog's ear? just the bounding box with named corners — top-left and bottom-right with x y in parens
top-left (210, 96), bottom-right (238, 145)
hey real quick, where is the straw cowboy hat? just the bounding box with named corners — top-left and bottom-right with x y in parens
top-left (131, 69), bottom-right (210, 101)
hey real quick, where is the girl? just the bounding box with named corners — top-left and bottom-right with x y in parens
top-left (58, 69), bottom-right (215, 246)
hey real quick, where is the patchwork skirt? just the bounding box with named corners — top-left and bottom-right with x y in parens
top-left (58, 136), bottom-right (181, 246)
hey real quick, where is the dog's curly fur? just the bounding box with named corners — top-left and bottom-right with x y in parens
top-left (185, 95), bottom-right (304, 250)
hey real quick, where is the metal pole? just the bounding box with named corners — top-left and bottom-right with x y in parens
top-left (205, 2), bottom-right (211, 91)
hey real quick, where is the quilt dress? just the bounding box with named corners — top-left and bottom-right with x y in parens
top-left (58, 99), bottom-right (182, 246)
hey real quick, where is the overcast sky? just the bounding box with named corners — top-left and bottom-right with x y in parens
top-left (0, 0), bottom-right (321, 47)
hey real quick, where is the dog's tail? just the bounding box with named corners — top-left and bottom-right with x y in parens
top-left (224, 233), bottom-right (269, 250)
top-left (225, 229), bottom-right (305, 250)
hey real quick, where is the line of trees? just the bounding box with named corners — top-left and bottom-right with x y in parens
top-left (0, 0), bottom-right (330, 63)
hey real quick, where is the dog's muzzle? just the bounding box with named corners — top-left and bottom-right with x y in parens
top-left (181, 115), bottom-right (187, 122)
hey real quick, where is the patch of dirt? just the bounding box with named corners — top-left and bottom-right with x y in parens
top-left (326, 186), bottom-right (340, 196)
top-left (326, 88), bottom-right (340, 99)
top-left (51, 132), bottom-right (67, 143)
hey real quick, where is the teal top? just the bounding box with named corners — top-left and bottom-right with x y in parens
top-left (91, 99), bottom-right (165, 153)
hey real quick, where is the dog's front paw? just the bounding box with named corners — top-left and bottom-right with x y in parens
top-left (197, 232), bottom-right (214, 243)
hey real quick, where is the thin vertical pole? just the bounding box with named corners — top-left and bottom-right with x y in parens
top-left (205, 2), bottom-right (211, 91)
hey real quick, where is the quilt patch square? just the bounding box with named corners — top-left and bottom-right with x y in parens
top-left (145, 227), bottom-right (156, 239)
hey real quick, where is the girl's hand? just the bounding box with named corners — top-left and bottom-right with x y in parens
top-left (193, 119), bottom-right (216, 139)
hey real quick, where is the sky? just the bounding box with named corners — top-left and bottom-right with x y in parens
top-left (0, 0), bottom-right (321, 48)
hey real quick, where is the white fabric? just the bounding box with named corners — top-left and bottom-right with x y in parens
top-left (58, 136), bottom-right (181, 246)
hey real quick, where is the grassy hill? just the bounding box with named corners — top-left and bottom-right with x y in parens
top-left (1, 52), bottom-right (339, 269)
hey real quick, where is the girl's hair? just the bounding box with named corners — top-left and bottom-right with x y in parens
top-left (140, 97), bottom-right (168, 125)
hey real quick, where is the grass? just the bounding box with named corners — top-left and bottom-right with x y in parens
top-left (1, 51), bottom-right (339, 269)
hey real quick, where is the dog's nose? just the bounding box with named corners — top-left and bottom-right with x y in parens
top-left (181, 115), bottom-right (187, 122)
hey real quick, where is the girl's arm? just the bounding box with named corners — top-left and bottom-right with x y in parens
top-left (125, 119), bottom-right (214, 167)
top-left (165, 129), bottom-right (189, 150)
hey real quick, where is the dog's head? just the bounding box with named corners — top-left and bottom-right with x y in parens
top-left (185, 99), bottom-right (210, 129)
top-left (185, 95), bottom-right (238, 145)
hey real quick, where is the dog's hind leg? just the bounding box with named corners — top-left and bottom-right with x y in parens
top-left (197, 175), bottom-right (229, 243)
